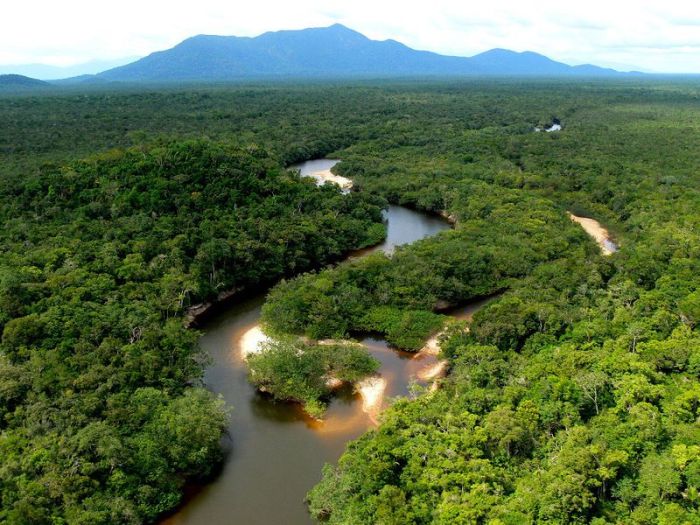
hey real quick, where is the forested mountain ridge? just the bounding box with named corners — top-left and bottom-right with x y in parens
top-left (0, 74), bottom-right (50, 89)
top-left (0, 81), bottom-right (699, 523)
top-left (96, 24), bottom-right (622, 81)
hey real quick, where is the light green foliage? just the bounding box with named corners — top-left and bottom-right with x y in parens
top-left (247, 338), bottom-right (379, 418)
top-left (359, 306), bottom-right (445, 350)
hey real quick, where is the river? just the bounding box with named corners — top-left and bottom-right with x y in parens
top-left (163, 160), bottom-right (452, 525)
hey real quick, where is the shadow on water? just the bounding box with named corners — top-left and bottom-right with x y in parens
top-left (443, 293), bottom-right (503, 321)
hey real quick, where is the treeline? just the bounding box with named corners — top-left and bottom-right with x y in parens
top-left (0, 140), bottom-right (384, 523)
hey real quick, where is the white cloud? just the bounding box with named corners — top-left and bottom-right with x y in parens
top-left (2, 0), bottom-right (700, 72)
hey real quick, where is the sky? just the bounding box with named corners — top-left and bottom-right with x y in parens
top-left (2, 0), bottom-right (700, 73)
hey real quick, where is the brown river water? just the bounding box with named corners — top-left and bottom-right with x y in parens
top-left (163, 160), bottom-right (468, 525)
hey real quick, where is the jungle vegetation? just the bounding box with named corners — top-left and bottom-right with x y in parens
top-left (0, 137), bottom-right (384, 523)
top-left (247, 338), bottom-right (379, 418)
top-left (1, 79), bottom-right (700, 523)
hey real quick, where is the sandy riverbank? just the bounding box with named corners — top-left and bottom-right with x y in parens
top-left (356, 376), bottom-right (387, 423)
top-left (568, 213), bottom-right (618, 255)
top-left (420, 332), bottom-right (442, 356)
top-left (416, 360), bottom-right (448, 381)
top-left (239, 326), bottom-right (389, 423)
top-left (414, 331), bottom-right (449, 385)
top-left (308, 168), bottom-right (353, 190)
top-left (239, 324), bottom-right (270, 359)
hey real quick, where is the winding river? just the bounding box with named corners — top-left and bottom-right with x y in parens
top-left (163, 161), bottom-right (451, 525)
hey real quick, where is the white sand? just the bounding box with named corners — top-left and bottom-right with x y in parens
top-left (356, 376), bottom-right (387, 423)
top-left (417, 360), bottom-right (448, 381)
top-left (535, 124), bottom-right (562, 132)
top-left (420, 333), bottom-right (442, 356)
top-left (239, 325), bottom-right (270, 359)
top-left (412, 329), bottom-right (449, 391)
top-left (415, 333), bottom-right (449, 385)
top-left (568, 213), bottom-right (617, 255)
top-left (309, 169), bottom-right (353, 190)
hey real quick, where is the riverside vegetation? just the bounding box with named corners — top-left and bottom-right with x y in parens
top-left (247, 338), bottom-right (380, 419)
top-left (0, 139), bottom-right (385, 523)
top-left (1, 80), bottom-right (700, 523)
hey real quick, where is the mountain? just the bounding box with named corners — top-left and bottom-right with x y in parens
top-left (98, 24), bottom-right (623, 82)
top-left (0, 74), bottom-right (51, 89)
top-left (0, 57), bottom-right (140, 80)
top-left (50, 74), bottom-right (113, 86)
top-left (467, 48), bottom-right (620, 76)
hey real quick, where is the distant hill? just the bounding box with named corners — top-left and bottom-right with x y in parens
top-left (98, 24), bottom-right (624, 82)
top-left (50, 74), bottom-right (112, 86)
top-left (0, 57), bottom-right (140, 80)
top-left (467, 48), bottom-right (620, 76)
top-left (0, 74), bottom-right (51, 89)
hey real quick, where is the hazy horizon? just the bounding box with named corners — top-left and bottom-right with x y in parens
top-left (2, 1), bottom-right (700, 74)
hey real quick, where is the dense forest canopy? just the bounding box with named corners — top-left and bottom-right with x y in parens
top-left (0, 138), bottom-right (384, 523)
top-left (1, 79), bottom-right (699, 523)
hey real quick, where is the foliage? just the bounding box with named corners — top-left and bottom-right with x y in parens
top-left (262, 181), bottom-right (584, 350)
top-left (302, 80), bottom-right (700, 524)
top-left (0, 138), bottom-right (384, 522)
top-left (247, 338), bottom-right (379, 418)
top-left (358, 307), bottom-right (445, 350)
top-left (3, 79), bottom-right (700, 523)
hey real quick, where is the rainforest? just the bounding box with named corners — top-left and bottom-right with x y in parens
top-left (1, 80), bottom-right (699, 524)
